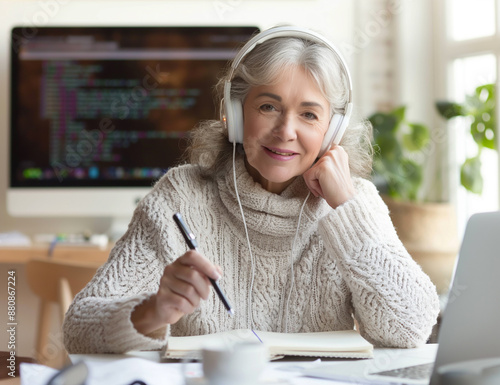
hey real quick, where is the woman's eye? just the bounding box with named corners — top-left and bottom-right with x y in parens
top-left (303, 112), bottom-right (318, 120)
top-left (259, 104), bottom-right (276, 112)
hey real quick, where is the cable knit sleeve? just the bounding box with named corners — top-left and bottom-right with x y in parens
top-left (317, 178), bottom-right (440, 348)
top-left (63, 179), bottom-right (178, 354)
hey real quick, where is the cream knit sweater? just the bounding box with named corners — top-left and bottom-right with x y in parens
top-left (63, 155), bottom-right (440, 354)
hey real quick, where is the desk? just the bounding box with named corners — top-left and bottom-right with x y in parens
top-left (59, 345), bottom-right (438, 385)
top-left (16, 345), bottom-right (438, 384)
top-left (0, 245), bottom-right (112, 265)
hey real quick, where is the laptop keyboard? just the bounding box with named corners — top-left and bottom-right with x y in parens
top-left (370, 362), bottom-right (434, 380)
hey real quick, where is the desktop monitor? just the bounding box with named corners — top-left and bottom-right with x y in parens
top-left (8, 26), bottom-right (259, 235)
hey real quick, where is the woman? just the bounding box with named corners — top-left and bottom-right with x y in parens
top-left (63, 26), bottom-right (440, 354)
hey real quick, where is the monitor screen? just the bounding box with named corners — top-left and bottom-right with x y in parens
top-left (10, 26), bottom-right (259, 189)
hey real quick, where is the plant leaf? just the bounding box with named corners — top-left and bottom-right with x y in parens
top-left (475, 83), bottom-right (495, 103)
top-left (392, 106), bottom-right (406, 124)
top-left (386, 159), bottom-right (422, 201)
top-left (470, 84), bottom-right (496, 150)
top-left (374, 134), bottom-right (401, 160)
top-left (461, 156), bottom-right (483, 194)
top-left (436, 101), bottom-right (464, 119)
top-left (470, 119), bottom-right (495, 149)
top-left (369, 112), bottom-right (398, 136)
top-left (400, 159), bottom-right (422, 201)
top-left (402, 123), bottom-right (430, 151)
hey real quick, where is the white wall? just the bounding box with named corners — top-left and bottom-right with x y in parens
top-left (393, 0), bottom-right (446, 202)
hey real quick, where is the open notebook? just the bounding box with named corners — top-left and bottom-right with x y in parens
top-left (163, 329), bottom-right (373, 359)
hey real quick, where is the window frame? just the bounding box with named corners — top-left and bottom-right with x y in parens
top-left (434, 0), bottom-right (500, 232)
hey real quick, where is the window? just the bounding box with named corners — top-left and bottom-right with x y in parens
top-left (449, 0), bottom-right (495, 41)
top-left (439, 0), bottom-right (500, 233)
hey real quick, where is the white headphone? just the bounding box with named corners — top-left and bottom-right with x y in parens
top-left (222, 25), bottom-right (354, 157)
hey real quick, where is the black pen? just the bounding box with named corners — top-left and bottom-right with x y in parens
top-left (173, 213), bottom-right (234, 317)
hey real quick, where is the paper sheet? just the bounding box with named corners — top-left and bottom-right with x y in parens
top-left (21, 358), bottom-right (184, 385)
top-left (20, 356), bottom-right (351, 385)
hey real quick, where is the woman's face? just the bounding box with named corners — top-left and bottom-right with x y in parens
top-left (242, 66), bottom-right (330, 194)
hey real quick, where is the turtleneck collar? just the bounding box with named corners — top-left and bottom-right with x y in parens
top-left (216, 152), bottom-right (331, 240)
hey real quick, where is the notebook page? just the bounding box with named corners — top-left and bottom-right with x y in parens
top-left (257, 330), bottom-right (372, 353)
top-left (167, 329), bottom-right (259, 353)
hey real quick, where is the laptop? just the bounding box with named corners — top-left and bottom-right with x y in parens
top-left (304, 210), bottom-right (500, 384)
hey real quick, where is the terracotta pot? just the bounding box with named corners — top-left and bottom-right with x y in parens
top-left (382, 196), bottom-right (459, 295)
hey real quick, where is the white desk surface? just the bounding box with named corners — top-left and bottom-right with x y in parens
top-left (64, 344), bottom-right (438, 385)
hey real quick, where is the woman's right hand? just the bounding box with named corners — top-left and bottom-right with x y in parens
top-left (131, 250), bottom-right (221, 335)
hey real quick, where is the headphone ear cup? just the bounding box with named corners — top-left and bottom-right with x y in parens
top-left (227, 99), bottom-right (244, 144)
top-left (319, 113), bottom-right (343, 156)
top-left (318, 104), bottom-right (352, 157)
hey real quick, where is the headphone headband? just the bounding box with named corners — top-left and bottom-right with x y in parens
top-left (228, 26), bottom-right (353, 103)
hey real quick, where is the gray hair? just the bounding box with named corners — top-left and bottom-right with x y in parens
top-left (186, 33), bottom-right (373, 180)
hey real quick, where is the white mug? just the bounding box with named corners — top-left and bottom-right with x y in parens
top-left (202, 341), bottom-right (268, 385)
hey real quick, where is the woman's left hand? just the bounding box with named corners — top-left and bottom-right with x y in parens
top-left (303, 145), bottom-right (356, 209)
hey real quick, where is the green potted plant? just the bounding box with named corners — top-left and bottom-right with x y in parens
top-left (368, 84), bottom-right (496, 294)
top-left (369, 106), bottom-right (460, 294)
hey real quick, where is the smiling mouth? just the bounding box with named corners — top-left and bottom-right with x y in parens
top-left (266, 147), bottom-right (297, 156)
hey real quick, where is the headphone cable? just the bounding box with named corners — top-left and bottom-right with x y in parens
top-left (233, 142), bottom-right (256, 330)
top-left (284, 190), bottom-right (310, 333)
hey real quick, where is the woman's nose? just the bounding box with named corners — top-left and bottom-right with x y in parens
top-left (272, 114), bottom-right (297, 141)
